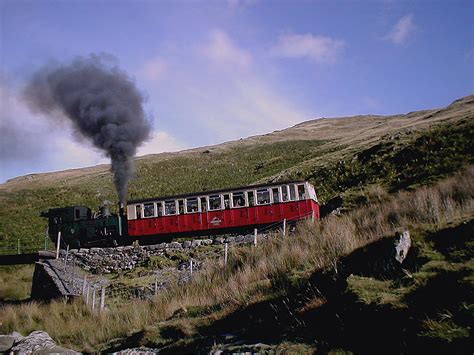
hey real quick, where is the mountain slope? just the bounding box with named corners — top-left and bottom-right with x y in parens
top-left (0, 95), bottom-right (473, 251)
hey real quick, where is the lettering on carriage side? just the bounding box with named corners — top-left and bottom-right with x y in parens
top-left (210, 217), bottom-right (222, 226)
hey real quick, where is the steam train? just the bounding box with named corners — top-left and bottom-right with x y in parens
top-left (41, 181), bottom-right (320, 248)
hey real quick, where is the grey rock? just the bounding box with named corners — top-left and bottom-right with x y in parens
top-left (213, 237), bottom-right (225, 244)
top-left (9, 331), bottom-right (24, 343)
top-left (37, 345), bottom-right (80, 354)
top-left (234, 235), bottom-right (245, 244)
top-left (11, 330), bottom-right (56, 353)
top-left (0, 335), bottom-right (15, 352)
top-left (225, 236), bottom-right (236, 244)
top-left (191, 240), bottom-right (202, 247)
top-left (202, 239), bottom-right (213, 245)
top-left (169, 242), bottom-right (182, 249)
top-left (183, 241), bottom-right (192, 248)
top-left (394, 230), bottom-right (411, 263)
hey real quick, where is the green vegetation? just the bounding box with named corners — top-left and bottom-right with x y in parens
top-left (0, 97), bottom-right (472, 352)
top-left (0, 265), bottom-right (34, 301)
top-left (1, 169), bottom-right (472, 352)
top-left (304, 119), bottom-right (474, 201)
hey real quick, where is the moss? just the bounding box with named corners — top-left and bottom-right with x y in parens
top-left (346, 275), bottom-right (407, 308)
top-left (420, 315), bottom-right (470, 342)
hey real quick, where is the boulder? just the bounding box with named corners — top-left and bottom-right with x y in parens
top-left (11, 331), bottom-right (56, 353)
top-left (0, 335), bottom-right (15, 352)
top-left (213, 237), bottom-right (225, 244)
top-left (394, 230), bottom-right (411, 263)
top-left (169, 242), bottom-right (182, 249)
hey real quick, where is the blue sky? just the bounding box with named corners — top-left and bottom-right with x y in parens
top-left (0, 0), bottom-right (473, 182)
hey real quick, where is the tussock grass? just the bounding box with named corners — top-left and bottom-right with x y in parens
top-left (1, 168), bottom-right (472, 351)
top-left (0, 265), bottom-right (34, 300)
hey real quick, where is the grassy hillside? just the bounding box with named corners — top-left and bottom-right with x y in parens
top-left (0, 95), bottom-right (473, 252)
top-left (1, 168), bottom-right (472, 353)
top-left (0, 96), bottom-right (472, 353)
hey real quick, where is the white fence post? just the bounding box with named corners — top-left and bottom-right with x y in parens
top-left (254, 228), bottom-right (258, 246)
top-left (92, 288), bottom-right (96, 311)
top-left (82, 275), bottom-right (87, 296)
top-left (224, 243), bottom-right (228, 265)
top-left (85, 283), bottom-right (90, 305)
top-left (100, 287), bottom-right (105, 312)
top-left (154, 275), bottom-right (158, 296)
top-left (190, 259), bottom-right (193, 275)
top-left (55, 231), bottom-right (62, 259)
top-left (311, 210), bottom-right (315, 223)
top-left (283, 219), bottom-right (287, 237)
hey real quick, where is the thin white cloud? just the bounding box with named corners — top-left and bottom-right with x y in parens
top-left (138, 56), bottom-right (167, 81)
top-left (386, 14), bottom-right (416, 44)
top-left (271, 33), bottom-right (344, 63)
top-left (137, 130), bottom-right (187, 156)
top-left (202, 29), bottom-right (252, 69)
top-left (227, 0), bottom-right (260, 8)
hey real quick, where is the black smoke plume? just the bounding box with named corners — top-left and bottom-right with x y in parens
top-left (24, 55), bottom-right (151, 202)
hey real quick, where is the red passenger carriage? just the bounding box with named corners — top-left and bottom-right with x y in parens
top-left (126, 181), bottom-right (319, 239)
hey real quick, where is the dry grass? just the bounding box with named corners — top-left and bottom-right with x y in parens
top-left (1, 168), bottom-right (473, 351)
top-left (0, 265), bottom-right (34, 301)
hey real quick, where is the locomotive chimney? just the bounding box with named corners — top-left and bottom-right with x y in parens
top-left (119, 202), bottom-right (125, 217)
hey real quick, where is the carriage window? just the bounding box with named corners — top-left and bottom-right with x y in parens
top-left (164, 200), bottom-right (176, 215)
top-left (272, 188), bottom-right (280, 203)
top-left (297, 184), bottom-right (306, 200)
top-left (186, 198), bottom-right (199, 213)
top-left (223, 194), bottom-right (230, 209)
top-left (232, 192), bottom-right (245, 208)
top-left (157, 202), bottom-right (163, 217)
top-left (200, 197), bottom-right (208, 212)
top-left (281, 186), bottom-right (289, 201)
top-left (289, 185), bottom-right (297, 200)
top-left (143, 203), bottom-right (155, 218)
top-left (257, 189), bottom-right (270, 205)
top-left (178, 200), bottom-right (184, 214)
top-left (136, 205), bottom-right (142, 219)
top-left (247, 191), bottom-right (255, 207)
top-left (209, 195), bottom-right (222, 210)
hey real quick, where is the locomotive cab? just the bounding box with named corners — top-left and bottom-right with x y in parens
top-left (41, 205), bottom-right (127, 248)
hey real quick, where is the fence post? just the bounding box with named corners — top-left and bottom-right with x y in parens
top-left (190, 259), bottom-right (193, 275)
top-left (92, 288), bottom-right (96, 311)
top-left (100, 287), bottom-right (105, 312)
top-left (254, 228), bottom-right (258, 246)
top-left (283, 219), bottom-right (287, 237)
top-left (63, 244), bottom-right (69, 271)
top-left (224, 243), bottom-right (228, 265)
top-left (55, 231), bottom-right (62, 259)
top-left (17, 239), bottom-right (20, 254)
top-left (154, 275), bottom-right (158, 296)
top-left (311, 210), bottom-right (315, 223)
top-left (82, 275), bottom-right (87, 296)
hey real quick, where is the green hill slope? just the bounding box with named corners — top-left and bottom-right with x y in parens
top-left (0, 95), bottom-right (473, 252)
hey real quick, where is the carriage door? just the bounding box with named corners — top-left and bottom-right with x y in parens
top-left (271, 187), bottom-right (282, 220)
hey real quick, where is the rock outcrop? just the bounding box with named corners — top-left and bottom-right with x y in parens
top-left (1, 331), bottom-right (79, 354)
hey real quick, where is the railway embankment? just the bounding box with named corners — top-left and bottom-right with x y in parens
top-left (29, 232), bottom-right (271, 302)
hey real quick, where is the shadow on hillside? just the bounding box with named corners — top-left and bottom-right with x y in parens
top-left (158, 221), bottom-right (473, 354)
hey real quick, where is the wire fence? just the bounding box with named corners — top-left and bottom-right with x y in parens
top-left (51, 212), bottom-right (317, 312)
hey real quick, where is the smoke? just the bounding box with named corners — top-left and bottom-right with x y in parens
top-left (23, 54), bottom-right (151, 202)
